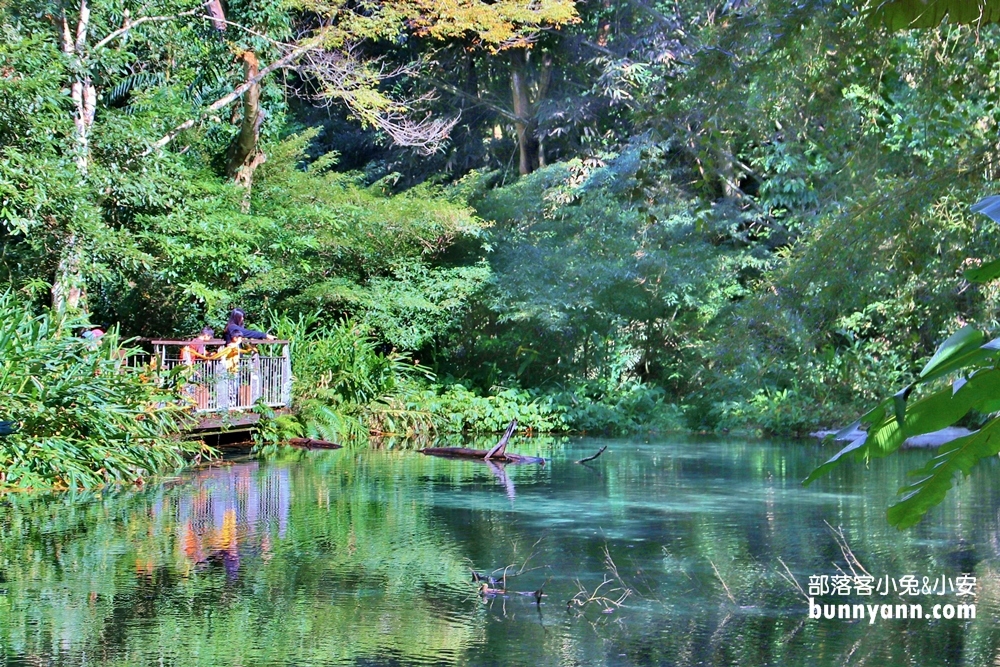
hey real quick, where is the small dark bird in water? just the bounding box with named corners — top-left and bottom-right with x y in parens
top-left (471, 570), bottom-right (498, 586)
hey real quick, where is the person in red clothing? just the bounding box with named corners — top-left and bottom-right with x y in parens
top-left (180, 327), bottom-right (215, 364)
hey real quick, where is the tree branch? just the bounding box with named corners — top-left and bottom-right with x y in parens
top-left (58, 5), bottom-right (73, 53)
top-left (417, 73), bottom-right (522, 123)
top-left (298, 49), bottom-right (458, 153)
top-left (144, 41), bottom-right (317, 154)
top-left (74, 0), bottom-right (90, 53)
top-left (577, 38), bottom-right (619, 58)
top-left (189, 13), bottom-right (294, 48)
top-left (93, 1), bottom-right (291, 52)
top-left (91, 7), bottom-right (202, 50)
top-left (576, 445), bottom-right (607, 464)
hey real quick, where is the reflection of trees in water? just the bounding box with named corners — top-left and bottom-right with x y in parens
top-left (3, 446), bottom-right (1000, 666)
top-left (0, 457), bottom-right (479, 667)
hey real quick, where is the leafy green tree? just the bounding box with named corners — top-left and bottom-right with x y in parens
top-left (1, 0), bottom-right (569, 314)
top-left (86, 130), bottom-right (489, 342)
top-left (441, 156), bottom-right (765, 397)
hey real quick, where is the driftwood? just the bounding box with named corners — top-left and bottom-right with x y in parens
top-left (420, 420), bottom-right (545, 465)
top-left (287, 437), bottom-right (342, 450)
top-left (576, 445), bottom-right (607, 464)
top-left (487, 420), bottom-right (517, 458)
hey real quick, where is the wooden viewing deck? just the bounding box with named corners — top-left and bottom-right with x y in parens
top-left (149, 339), bottom-right (293, 435)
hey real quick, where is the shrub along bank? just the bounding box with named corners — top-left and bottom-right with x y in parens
top-left (255, 311), bottom-right (685, 448)
top-left (0, 293), bottom-right (207, 490)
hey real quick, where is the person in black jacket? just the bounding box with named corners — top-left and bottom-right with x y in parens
top-left (222, 308), bottom-right (274, 345)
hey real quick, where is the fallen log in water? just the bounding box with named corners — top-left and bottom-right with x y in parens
top-left (420, 447), bottom-right (545, 465)
top-left (420, 420), bottom-right (545, 465)
top-left (287, 437), bottom-right (342, 450)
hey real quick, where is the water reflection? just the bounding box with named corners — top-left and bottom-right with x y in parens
top-left (0, 438), bottom-right (998, 666)
top-left (484, 460), bottom-right (517, 501)
top-left (170, 464), bottom-right (290, 577)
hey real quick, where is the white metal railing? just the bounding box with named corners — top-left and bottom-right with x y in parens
top-left (150, 340), bottom-right (292, 413)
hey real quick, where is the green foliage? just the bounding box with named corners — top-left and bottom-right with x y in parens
top-left (278, 312), bottom-right (430, 405)
top-left (256, 306), bottom-right (679, 444)
top-left (444, 161), bottom-right (765, 394)
top-left (0, 293), bottom-right (206, 490)
top-left (0, 0), bottom-right (261, 302)
top-left (257, 311), bottom-right (436, 444)
top-left (109, 131), bottom-right (489, 345)
top-left (886, 421), bottom-right (1000, 528)
top-left (716, 389), bottom-right (831, 437)
top-left (7, 0), bottom-right (1000, 472)
top-left (549, 382), bottom-right (685, 435)
top-left (405, 383), bottom-right (567, 433)
top-left (0, 456), bottom-right (481, 666)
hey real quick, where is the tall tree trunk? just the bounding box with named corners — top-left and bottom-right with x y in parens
top-left (226, 51), bottom-right (266, 212)
top-left (509, 48), bottom-right (553, 176)
top-left (716, 140), bottom-right (740, 202)
top-left (51, 0), bottom-right (96, 312)
top-left (510, 48), bottom-right (539, 175)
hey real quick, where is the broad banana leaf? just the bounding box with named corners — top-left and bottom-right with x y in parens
top-left (805, 327), bottom-right (1000, 526)
top-left (870, 0), bottom-right (1000, 30)
top-left (888, 420), bottom-right (1000, 528)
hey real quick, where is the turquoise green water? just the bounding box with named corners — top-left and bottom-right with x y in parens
top-left (1, 436), bottom-right (998, 666)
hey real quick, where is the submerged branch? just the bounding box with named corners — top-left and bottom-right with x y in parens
top-left (709, 559), bottom-right (737, 605)
top-left (576, 445), bottom-right (607, 463)
top-left (776, 557), bottom-right (808, 602)
top-left (824, 521), bottom-right (870, 578)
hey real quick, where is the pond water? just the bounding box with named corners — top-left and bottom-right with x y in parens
top-left (1, 435), bottom-right (998, 666)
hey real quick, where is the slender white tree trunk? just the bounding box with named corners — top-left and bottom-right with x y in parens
top-left (51, 0), bottom-right (95, 312)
